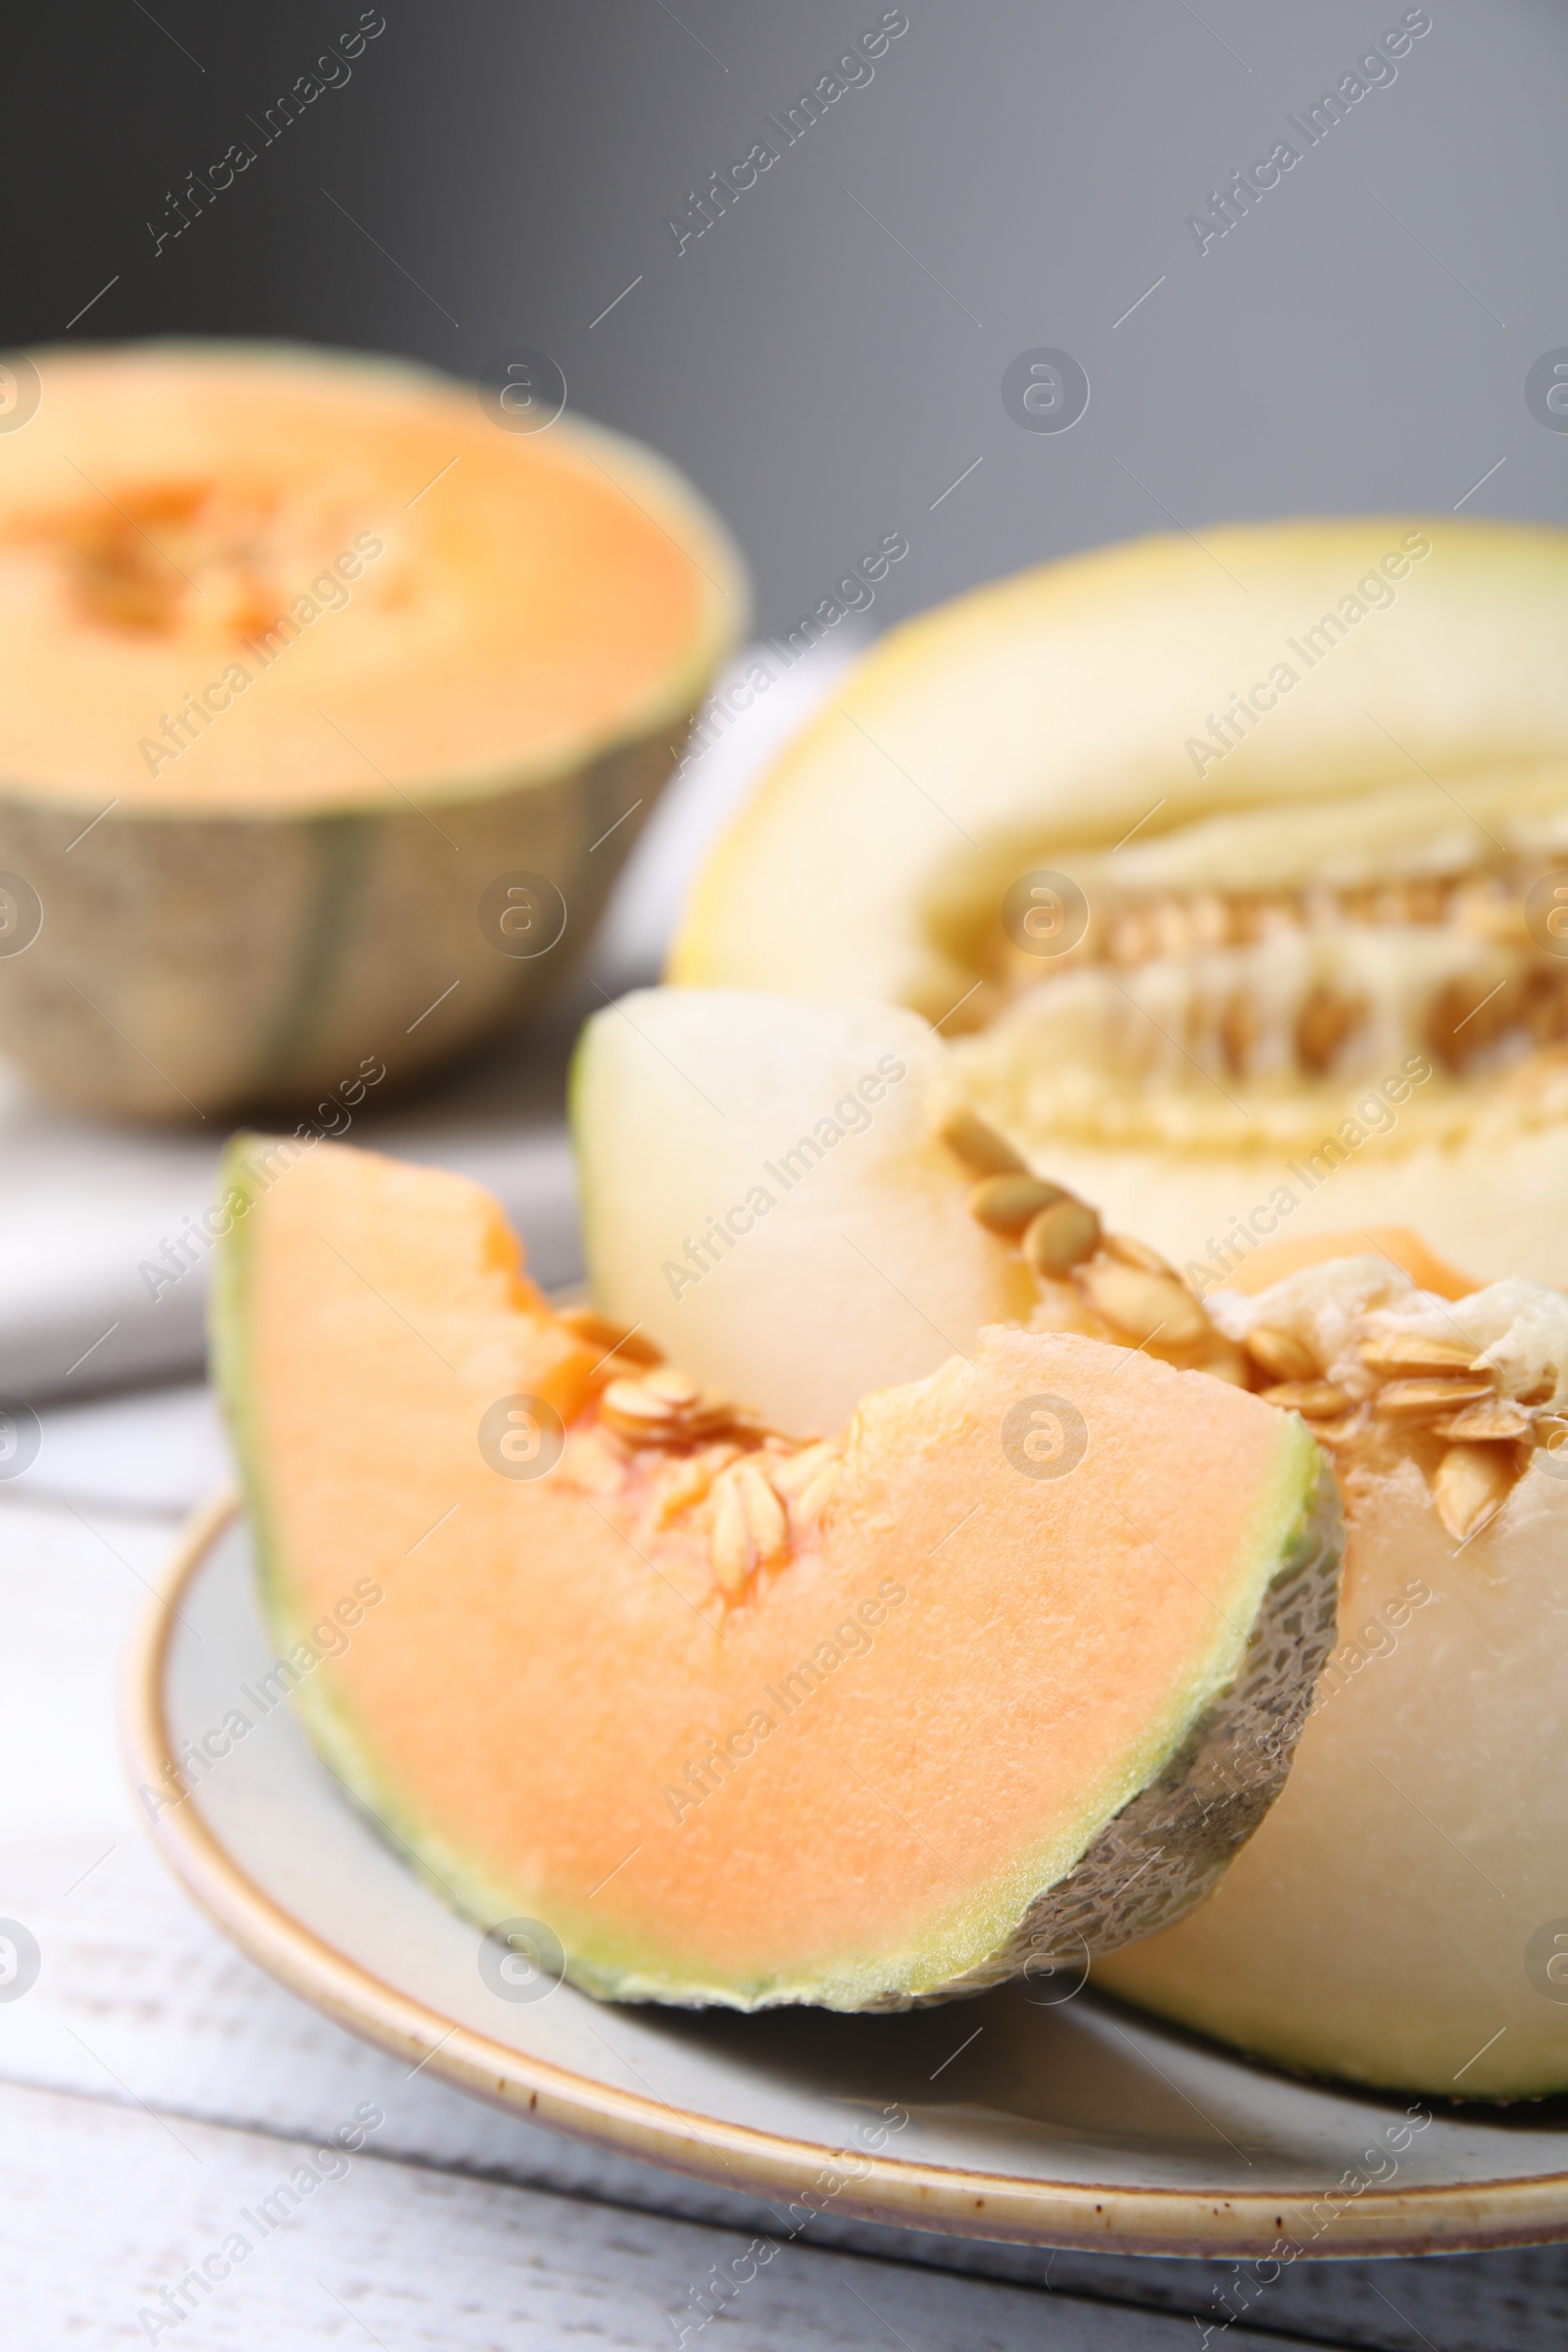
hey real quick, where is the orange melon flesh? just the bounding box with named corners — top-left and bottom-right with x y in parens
top-left (213, 1135), bottom-right (1329, 2010)
top-left (1220, 1226), bottom-right (1480, 1299)
top-left (0, 344), bottom-right (732, 810)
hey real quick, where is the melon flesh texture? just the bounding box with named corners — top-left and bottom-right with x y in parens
top-left (0, 342), bottom-right (740, 810)
top-left (1098, 1261), bottom-right (1568, 2099)
top-left (572, 990), bottom-right (1035, 1434)
top-left (213, 1135), bottom-right (1336, 2012)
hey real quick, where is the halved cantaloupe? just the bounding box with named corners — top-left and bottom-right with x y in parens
top-left (0, 342), bottom-right (745, 1115)
top-left (211, 1131), bottom-right (1338, 2011)
top-left (669, 518), bottom-right (1568, 1284)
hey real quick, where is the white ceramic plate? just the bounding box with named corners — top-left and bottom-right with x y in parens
top-left (123, 1496), bottom-right (1568, 2258)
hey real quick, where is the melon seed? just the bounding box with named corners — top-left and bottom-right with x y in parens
top-left (559, 1306), bottom-right (662, 1365)
top-left (601, 1378), bottom-right (670, 1425)
top-left (1433, 1442), bottom-right (1517, 1544)
top-left (1245, 1324), bottom-right (1319, 1385)
top-left (968, 1173), bottom-right (1068, 1236)
top-left (1194, 1338), bottom-right (1251, 1388)
top-left (939, 1102), bottom-right (1027, 1176)
top-left (767, 1440), bottom-right (839, 1498)
top-left (1259, 1380), bottom-right (1351, 1420)
top-left (737, 1459), bottom-right (789, 1566)
top-left (1358, 1334), bottom-right (1483, 1378)
top-left (1373, 1377), bottom-right (1495, 1419)
top-left (1100, 1233), bottom-right (1172, 1276)
top-left (1023, 1198), bottom-right (1102, 1278)
top-left (1432, 1397), bottom-right (1534, 1443)
top-left (709, 1472), bottom-right (753, 1592)
top-left (1075, 1254), bottom-right (1206, 1348)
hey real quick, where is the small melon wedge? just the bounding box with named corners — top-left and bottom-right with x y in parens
top-left (211, 1132), bottom-right (1338, 2012)
top-left (571, 989), bottom-right (1035, 1433)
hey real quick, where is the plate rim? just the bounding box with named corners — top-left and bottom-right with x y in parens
top-left (122, 1492), bottom-right (1568, 2260)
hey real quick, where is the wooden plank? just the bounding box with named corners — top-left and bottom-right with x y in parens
top-left (0, 2078), bottom-right (1274, 2351)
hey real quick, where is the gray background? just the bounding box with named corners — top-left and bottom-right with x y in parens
top-left (13, 1), bottom-right (1565, 638)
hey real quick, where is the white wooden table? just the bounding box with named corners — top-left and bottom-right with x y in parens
top-left (2, 1380), bottom-right (1567, 2348)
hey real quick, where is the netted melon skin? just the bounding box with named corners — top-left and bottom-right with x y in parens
top-left (872, 1459), bottom-right (1344, 2011)
top-left (0, 725), bottom-right (680, 1118)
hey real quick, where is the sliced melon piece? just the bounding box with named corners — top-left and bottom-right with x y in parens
top-left (577, 988), bottom-right (1568, 2084)
top-left (212, 1132), bottom-right (1338, 2012)
top-left (1098, 1257), bottom-right (1568, 2099)
top-left (571, 989), bottom-right (1034, 1434)
top-left (668, 518), bottom-right (1568, 1283)
top-left (0, 341), bottom-right (745, 1115)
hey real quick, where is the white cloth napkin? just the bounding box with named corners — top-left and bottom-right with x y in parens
top-left (0, 640), bottom-right (860, 1403)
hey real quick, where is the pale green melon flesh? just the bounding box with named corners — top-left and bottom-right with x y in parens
top-left (1099, 1262), bottom-right (1568, 2099)
top-left (571, 989), bottom-right (1035, 1435)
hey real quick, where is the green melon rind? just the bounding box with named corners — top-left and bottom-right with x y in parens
top-left (214, 1136), bottom-right (1342, 2009)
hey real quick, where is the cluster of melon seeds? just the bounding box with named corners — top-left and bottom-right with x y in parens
top-left (556, 1305), bottom-right (841, 1599)
top-left (940, 1102), bottom-right (1567, 1545)
top-left (1209, 1268), bottom-right (1568, 1544)
top-left (940, 771), bottom-right (1568, 1101)
top-left (939, 1104), bottom-right (1247, 1385)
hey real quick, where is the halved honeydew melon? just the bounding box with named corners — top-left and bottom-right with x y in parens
top-left (211, 1131), bottom-right (1338, 2012)
top-left (1097, 1253), bottom-right (1568, 2100)
top-left (0, 342), bottom-right (745, 1116)
top-left (669, 518), bottom-right (1568, 1282)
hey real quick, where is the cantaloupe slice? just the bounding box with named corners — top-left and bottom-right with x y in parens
top-left (0, 341), bottom-right (745, 1114)
top-left (211, 1131), bottom-right (1338, 2012)
top-left (668, 517), bottom-right (1568, 1284)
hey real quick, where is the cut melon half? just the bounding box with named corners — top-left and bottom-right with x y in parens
top-left (668, 517), bottom-right (1568, 1284)
top-left (0, 341), bottom-right (746, 1114)
top-left (211, 1131), bottom-right (1338, 2012)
